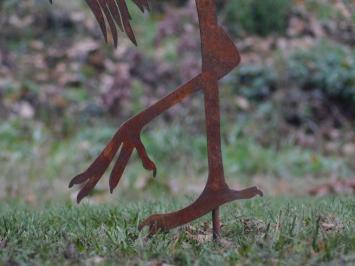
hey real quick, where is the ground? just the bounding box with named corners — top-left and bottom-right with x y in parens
top-left (1, 197), bottom-right (354, 265)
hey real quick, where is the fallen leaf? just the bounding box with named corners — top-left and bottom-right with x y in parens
top-left (321, 223), bottom-right (335, 231)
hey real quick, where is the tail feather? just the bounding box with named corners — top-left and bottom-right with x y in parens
top-left (98, 0), bottom-right (119, 47)
top-left (49, 0), bottom-right (150, 46)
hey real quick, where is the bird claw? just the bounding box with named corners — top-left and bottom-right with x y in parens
top-left (138, 214), bottom-right (167, 236)
top-left (69, 121), bottom-right (157, 202)
top-left (256, 187), bottom-right (263, 197)
top-left (245, 186), bottom-right (263, 197)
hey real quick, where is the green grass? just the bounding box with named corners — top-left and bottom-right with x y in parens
top-left (0, 196), bottom-right (354, 265)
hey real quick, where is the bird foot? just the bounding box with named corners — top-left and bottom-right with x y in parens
top-left (139, 185), bottom-right (263, 236)
top-left (69, 120), bottom-right (156, 202)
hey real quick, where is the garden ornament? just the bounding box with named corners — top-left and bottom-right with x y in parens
top-left (50, 0), bottom-right (263, 240)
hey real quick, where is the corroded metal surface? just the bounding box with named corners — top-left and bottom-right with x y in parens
top-left (50, 0), bottom-right (263, 239)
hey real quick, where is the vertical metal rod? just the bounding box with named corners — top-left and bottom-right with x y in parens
top-left (203, 74), bottom-right (226, 189)
top-left (212, 207), bottom-right (221, 240)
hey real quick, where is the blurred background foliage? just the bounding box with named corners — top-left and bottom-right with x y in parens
top-left (0, 0), bottom-right (354, 203)
top-left (222, 0), bottom-right (291, 36)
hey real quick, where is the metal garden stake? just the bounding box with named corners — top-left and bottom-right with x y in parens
top-left (50, 0), bottom-right (263, 240)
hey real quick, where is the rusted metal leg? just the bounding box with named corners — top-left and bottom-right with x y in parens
top-left (212, 207), bottom-right (221, 240)
top-left (131, 74), bottom-right (203, 127)
top-left (203, 72), bottom-right (225, 241)
top-left (202, 71), bottom-right (224, 241)
top-left (203, 72), bottom-right (226, 190)
top-left (69, 74), bottom-right (204, 201)
top-left (138, 69), bottom-right (263, 236)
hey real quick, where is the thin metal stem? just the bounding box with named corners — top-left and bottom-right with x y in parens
top-left (212, 207), bottom-right (221, 240)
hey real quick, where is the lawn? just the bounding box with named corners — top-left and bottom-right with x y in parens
top-left (1, 196), bottom-right (354, 265)
top-left (1, 1), bottom-right (355, 265)
top-left (1, 119), bottom-right (354, 265)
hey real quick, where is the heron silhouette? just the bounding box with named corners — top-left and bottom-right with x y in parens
top-left (50, 0), bottom-right (263, 239)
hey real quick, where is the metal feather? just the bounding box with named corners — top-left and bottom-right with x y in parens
top-left (49, 0), bottom-right (149, 46)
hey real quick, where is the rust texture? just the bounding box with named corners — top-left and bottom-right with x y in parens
top-left (50, 0), bottom-right (263, 239)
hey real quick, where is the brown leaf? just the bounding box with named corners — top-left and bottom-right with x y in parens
top-left (321, 223), bottom-right (335, 231)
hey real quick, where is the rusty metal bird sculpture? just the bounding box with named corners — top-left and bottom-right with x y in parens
top-left (50, 0), bottom-right (263, 240)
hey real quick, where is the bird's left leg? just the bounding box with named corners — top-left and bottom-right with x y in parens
top-left (69, 74), bottom-right (205, 202)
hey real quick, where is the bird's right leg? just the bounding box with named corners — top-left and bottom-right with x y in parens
top-left (138, 72), bottom-right (263, 237)
top-left (69, 73), bottom-right (206, 202)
